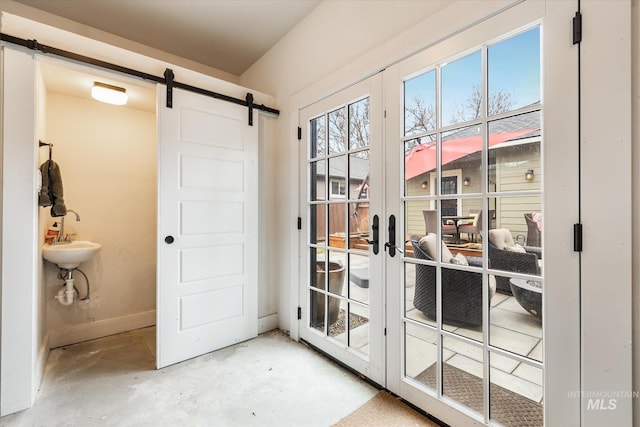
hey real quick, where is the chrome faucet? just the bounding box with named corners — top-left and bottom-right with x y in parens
top-left (59, 209), bottom-right (80, 243)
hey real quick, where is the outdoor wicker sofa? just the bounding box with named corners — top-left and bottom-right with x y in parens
top-left (410, 234), bottom-right (495, 327)
top-left (488, 228), bottom-right (541, 295)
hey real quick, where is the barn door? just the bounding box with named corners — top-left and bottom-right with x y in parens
top-left (157, 86), bottom-right (258, 368)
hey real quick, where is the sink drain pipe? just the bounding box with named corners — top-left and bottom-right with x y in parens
top-left (55, 267), bottom-right (90, 306)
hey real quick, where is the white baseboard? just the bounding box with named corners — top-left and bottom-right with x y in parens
top-left (49, 310), bottom-right (274, 348)
top-left (48, 310), bottom-right (156, 349)
top-left (258, 313), bottom-right (279, 334)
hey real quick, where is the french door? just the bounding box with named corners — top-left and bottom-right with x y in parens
top-left (299, 1), bottom-right (579, 425)
top-left (298, 75), bottom-right (385, 384)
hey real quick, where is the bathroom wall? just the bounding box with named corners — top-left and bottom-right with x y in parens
top-left (43, 90), bottom-right (156, 348)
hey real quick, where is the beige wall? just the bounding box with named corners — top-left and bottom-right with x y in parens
top-left (241, 0), bottom-right (470, 334)
top-left (43, 92), bottom-right (156, 347)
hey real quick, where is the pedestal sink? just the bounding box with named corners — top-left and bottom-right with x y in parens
top-left (42, 240), bottom-right (101, 269)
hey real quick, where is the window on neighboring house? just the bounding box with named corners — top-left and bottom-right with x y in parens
top-left (330, 178), bottom-right (346, 198)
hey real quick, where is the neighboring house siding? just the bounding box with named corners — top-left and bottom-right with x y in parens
top-left (404, 141), bottom-right (540, 241)
top-left (493, 142), bottom-right (541, 242)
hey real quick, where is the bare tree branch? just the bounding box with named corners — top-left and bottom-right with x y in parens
top-left (450, 85), bottom-right (515, 123)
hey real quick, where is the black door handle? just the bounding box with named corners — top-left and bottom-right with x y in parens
top-left (386, 215), bottom-right (396, 257)
top-left (164, 235), bottom-right (175, 244)
top-left (366, 215), bottom-right (379, 254)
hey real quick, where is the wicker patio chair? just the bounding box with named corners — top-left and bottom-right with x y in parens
top-left (488, 229), bottom-right (541, 295)
top-left (410, 234), bottom-right (494, 327)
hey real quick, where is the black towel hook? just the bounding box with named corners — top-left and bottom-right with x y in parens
top-left (39, 140), bottom-right (53, 160)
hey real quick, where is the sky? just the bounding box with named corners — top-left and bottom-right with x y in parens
top-left (404, 26), bottom-right (540, 134)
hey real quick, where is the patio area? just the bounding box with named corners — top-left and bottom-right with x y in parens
top-left (318, 258), bottom-right (543, 425)
top-left (404, 262), bottom-right (543, 404)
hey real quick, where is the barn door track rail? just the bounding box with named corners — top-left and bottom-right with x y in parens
top-left (1, 33), bottom-right (279, 126)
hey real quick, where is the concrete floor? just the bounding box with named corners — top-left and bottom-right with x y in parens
top-left (1, 328), bottom-right (378, 427)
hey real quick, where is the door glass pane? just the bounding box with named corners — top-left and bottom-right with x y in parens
top-left (488, 111), bottom-right (541, 192)
top-left (328, 156), bottom-right (347, 200)
top-left (325, 251), bottom-right (346, 297)
top-left (328, 107), bottom-right (346, 154)
top-left (404, 69), bottom-right (436, 136)
top-left (442, 125), bottom-right (482, 194)
top-left (349, 253), bottom-right (369, 304)
top-left (348, 203), bottom-right (368, 250)
top-left (441, 266), bottom-right (484, 340)
top-left (405, 322), bottom-right (438, 388)
top-left (442, 336), bottom-right (484, 414)
top-left (489, 354), bottom-right (543, 426)
top-left (349, 304), bottom-right (369, 356)
top-left (310, 115), bottom-right (326, 159)
top-left (310, 204), bottom-right (326, 246)
top-left (487, 195), bottom-right (543, 275)
top-left (310, 289), bottom-right (325, 333)
top-left (405, 200), bottom-right (434, 238)
top-left (441, 51), bottom-right (481, 127)
top-left (405, 259), bottom-right (436, 326)
top-left (350, 152), bottom-right (369, 199)
top-left (328, 203), bottom-right (346, 247)
top-left (310, 160), bottom-right (325, 201)
top-left (488, 27), bottom-right (541, 116)
top-left (490, 272), bottom-right (543, 361)
top-left (327, 294), bottom-right (346, 345)
top-left (404, 136), bottom-right (437, 196)
top-left (440, 197), bottom-right (466, 243)
top-left (349, 98), bottom-right (370, 150)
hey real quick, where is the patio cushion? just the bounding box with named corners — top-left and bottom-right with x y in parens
top-left (504, 243), bottom-right (526, 253)
top-left (419, 233), bottom-right (453, 263)
top-left (488, 228), bottom-right (515, 250)
top-left (450, 253), bottom-right (469, 266)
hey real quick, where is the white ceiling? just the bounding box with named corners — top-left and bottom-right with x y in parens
top-left (14, 0), bottom-right (321, 112)
top-left (13, 0), bottom-right (321, 76)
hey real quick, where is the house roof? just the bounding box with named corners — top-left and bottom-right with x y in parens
top-left (315, 155), bottom-right (369, 181)
top-left (404, 110), bottom-right (541, 180)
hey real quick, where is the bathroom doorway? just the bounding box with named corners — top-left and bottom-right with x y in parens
top-left (37, 54), bottom-right (261, 368)
top-left (38, 57), bottom-right (159, 350)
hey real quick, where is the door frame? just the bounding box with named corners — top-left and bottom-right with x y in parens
top-left (292, 1), bottom-right (583, 425)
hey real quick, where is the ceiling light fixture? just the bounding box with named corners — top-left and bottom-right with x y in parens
top-left (91, 81), bottom-right (128, 105)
